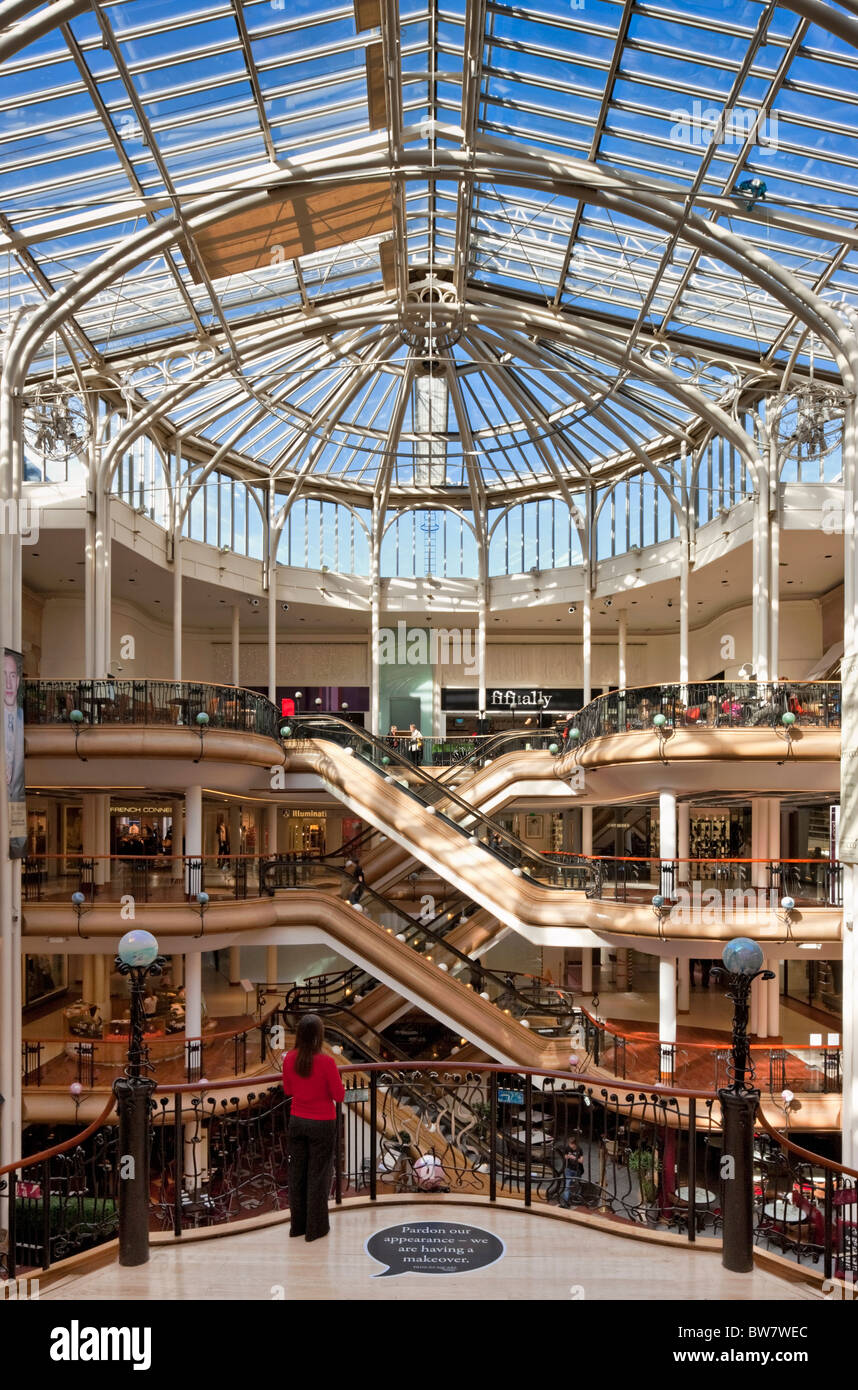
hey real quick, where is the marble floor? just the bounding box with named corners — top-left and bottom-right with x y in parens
top-left (39, 1202), bottom-right (822, 1302)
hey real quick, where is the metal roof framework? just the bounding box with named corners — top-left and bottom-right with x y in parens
top-left (1, 0), bottom-right (858, 549)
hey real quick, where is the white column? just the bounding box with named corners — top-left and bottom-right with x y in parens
top-left (753, 489), bottom-right (770, 682)
top-left (229, 803), bottom-right (242, 863)
top-left (184, 952), bottom-right (202, 1044)
top-left (581, 807), bottom-right (593, 856)
top-left (582, 581), bottom-right (592, 703)
top-left (477, 581), bottom-right (487, 721)
top-left (677, 802), bottom-right (690, 887)
top-left (659, 790), bottom-right (676, 898)
top-left (659, 956), bottom-right (677, 1079)
top-left (679, 545), bottom-right (689, 685)
top-left (94, 486), bottom-right (111, 676)
top-left (232, 604), bottom-right (241, 687)
top-left (95, 954), bottom-right (111, 1024)
top-left (184, 785), bottom-right (202, 894)
top-left (370, 578), bottom-right (381, 737)
top-left (768, 798), bottom-right (781, 880)
top-left (769, 495), bottom-right (780, 680)
top-left (228, 946), bottom-right (241, 986)
top-left (615, 948), bottom-right (629, 991)
top-left (751, 798), bottom-right (768, 891)
top-left (766, 960), bottom-right (780, 1038)
top-left (82, 794), bottom-right (96, 886)
top-left (753, 968), bottom-right (770, 1039)
top-left (267, 589), bottom-right (277, 704)
top-left (267, 482), bottom-right (277, 703)
top-left (172, 525), bottom-right (182, 683)
top-left (266, 803), bottom-right (278, 856)
top-left (617, 609), bottom-right (627, 690)
top-left (581, 947), bottom-right (593, 994)
top-left (171, 797), bottom-right (184, 881)
top-left (266, 945), bottom-right (279, 988)
top-left (677, 960), bottom-right (690, 1014)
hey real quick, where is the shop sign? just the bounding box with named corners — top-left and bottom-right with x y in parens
top-left (442, 687), bottom-right (583, 712)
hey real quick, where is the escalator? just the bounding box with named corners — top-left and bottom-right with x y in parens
top-left (280, 714), bottom-right (597, 936)
top-left (264, 861), bottom-right (576, 1043)
top-left (249, 860), bottom-right (579, 1066)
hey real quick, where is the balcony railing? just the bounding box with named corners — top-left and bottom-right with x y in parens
top-left (572, 1007), bottom-right (842, 1095)
top-left (3, 1064), bottom-right (855, 1283)
top-left (23, 679), bottom-right (282, 740)
top-left (565, 680), bottom-right (841, 750)
top-left (541, 855), bottom-right (843, 908)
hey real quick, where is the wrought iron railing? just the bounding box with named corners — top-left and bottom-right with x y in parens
top-left (3, 1064), bottom-right (855, 1282)
top-left (542, 855), bottom-right (844, 908)
top-left (571, 1006), bottom-right (842, 1095)
top-left (20, 1009), bottom-right (278, 1089)
top-left (23, 678), bottom-right (282, 740)
top-left (564, 680), bottom-right (841, 751)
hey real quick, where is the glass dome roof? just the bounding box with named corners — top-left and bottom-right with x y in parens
top-left (2, 0), bottom-right (856, 502)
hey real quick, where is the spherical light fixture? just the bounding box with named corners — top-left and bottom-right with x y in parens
top-left (721, 937), bottom-right (764, 976)
top-left (117, 929), bottom-right (159, 968)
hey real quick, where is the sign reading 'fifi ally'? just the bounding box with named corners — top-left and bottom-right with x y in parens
top-left (365, 1221), bottom-right (505, 1278)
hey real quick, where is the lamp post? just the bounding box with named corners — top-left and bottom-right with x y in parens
top-left (712, 936), bottom-right (774, 1273)
top-left (113, 929), bottom-right (166, 1267)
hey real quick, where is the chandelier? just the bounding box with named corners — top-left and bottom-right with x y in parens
top-left (771, 381), bottom-right (847, 462)
top-left (24, 382), bottom-right (92, 461)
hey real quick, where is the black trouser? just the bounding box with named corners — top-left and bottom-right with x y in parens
top-left (288, 1116), bottom-right (336, 1240)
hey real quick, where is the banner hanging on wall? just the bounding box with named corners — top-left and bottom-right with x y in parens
top-left (4, 647), bottom-right (26, 858)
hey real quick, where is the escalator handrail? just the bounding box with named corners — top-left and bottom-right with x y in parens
top-left (286, 712), bottom-right (592, 892)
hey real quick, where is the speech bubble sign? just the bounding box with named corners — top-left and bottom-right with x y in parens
top-left (365, 1221), bottom-right (505, 1278)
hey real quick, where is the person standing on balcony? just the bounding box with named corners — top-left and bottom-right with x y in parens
top-left (282, 1014), bottom-right (345, 1242)
top-left (408, 722), bottom-right (423, 765)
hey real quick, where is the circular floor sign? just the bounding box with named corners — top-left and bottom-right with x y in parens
top-left (365, 1220), bottom-right (505, 1278)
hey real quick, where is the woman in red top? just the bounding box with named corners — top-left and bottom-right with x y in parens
top-left (282, 1014), bottom-right (345, 1242)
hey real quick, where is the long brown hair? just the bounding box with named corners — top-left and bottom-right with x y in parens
top-left (294, 1013), bottom-right (324, 1078)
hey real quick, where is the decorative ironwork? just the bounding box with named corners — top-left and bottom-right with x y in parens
top-left (23, 382), bottom-right (92, 461)
top-left (771, 382), bottom-right (847, 463)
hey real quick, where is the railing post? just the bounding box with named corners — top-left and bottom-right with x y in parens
top-left (688, 1098), bottom-right (697, 1244)
top-left (41, 1159), bottom-right (52, 1271)
top-left (7, 1169), bottom-right (17, 1281)
top-left (489, 1071), bottom-right (498, 1203)
top-left (823, 1168), bottom-right (834, 1281)
top-left (524, 1074), bottom-right (533, 1208)
top-left (369, 1072), bottom-right (377, 1201)
top-left (718, 1088), bottom-right (759, 1273)
top-left (335, 1102), bottom-right (343, 1206)
top-left (173, 1093), bottom-right (183, 1238)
